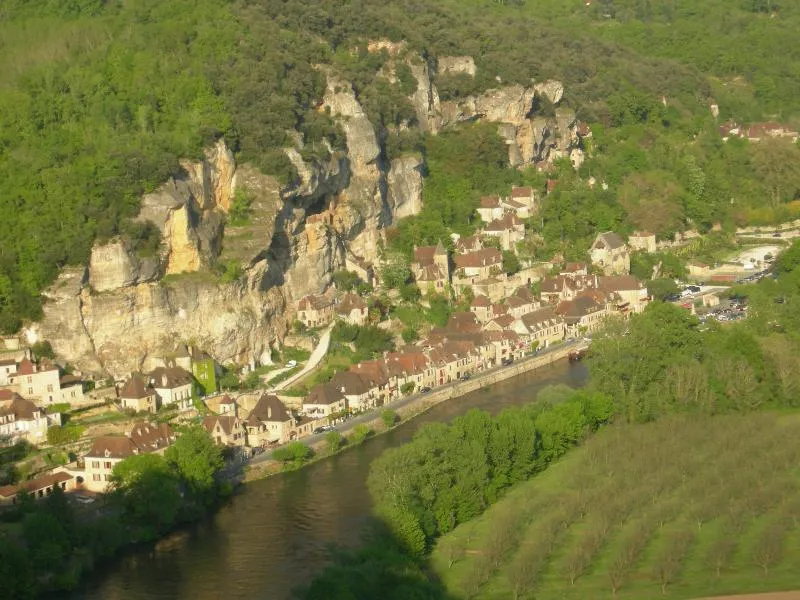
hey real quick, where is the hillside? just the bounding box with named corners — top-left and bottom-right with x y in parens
top-left (429, 412), bottom-right (800, 599)
top-left (1, 0), bottom-right (799, 336)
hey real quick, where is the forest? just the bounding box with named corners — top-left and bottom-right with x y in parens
top-left (1, 0), bottom-right (799, 332)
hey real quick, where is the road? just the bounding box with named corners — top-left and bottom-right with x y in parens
top-left (250, 338), bottom-right (582, 465)
top-left (270, 324), bottom-right (334, 392)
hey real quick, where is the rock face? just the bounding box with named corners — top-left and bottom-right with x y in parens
top-left (34, 47), bottom-right (586, 378)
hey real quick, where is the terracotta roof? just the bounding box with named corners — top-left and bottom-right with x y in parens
top-left (556, 296), bottom-right (604, 320)
top-left (120, 373), bottom-right (153, 399)
top-left (129, 422), bottom-right (174, 451)
top-left (305, 383), bottom-right (345, 406)
top-left (336, 293), bottom-right (367, 315)
top-left (506, 296), bottom-right (529, 309)
top-left (453, 248), bottom-right (503, 269)
top-left (0, 394), bottom-right (41, 420)
top-left (0, 389), bottom-right (17, 401)
top-left (384, 352), bottom-right (429, 377)
top-left (298, 294), bottom-right (334, 311)
top-left (413, 241), bottom-right (447, 266)
top-left (564, 262), bottom-right (587, 273)
top-left (416, 264), bottom-right (447, 282)
top-left (511, 286), bottom-right (537, 303)
top-left (0, 472), bottom-right (73, 499)
top-left (447, 312), bottom-right (481, 333)
top-left (59, 374), bottom-right (82, 387)
top-left (484, 214), bottom-right (523, 232)
top-left (455, 235), bottom-right (482, 254)
top-left (491, 314), bottom-right (515, 328)
top-left (479, 195), bottom-right (501, 208)
top-left (248, 394), bottom-right (291, 424)
top-left (470, 295), bottom-right (491, 308)
top-left (0, 358), bottom-right (16, 367)
top-left (511, 186), bottom-right (533, 198)
top-left (87, 436), bottom-right (139, 459)
top-left (17, 358), bottom-right (35, 375)
top-left (149, 366), bottom-right (193, 390)
top-left (350, 360), bottom-right (390, 386)
top-left (330, 371), bottom-right (372, 396)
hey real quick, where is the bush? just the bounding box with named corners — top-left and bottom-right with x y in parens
top-left (400, 382), bottom-right (416, 395)
top-left (272, 442), bottom-right (313, 464)
top-left (399, 283), bottom-right (421, 302)
top-left (401, 328), bottom-right (419, 344)
top-left (31, 341), bottom-right (55, 360)
top-left (332, 270), bottom-right (363, 292)
top-left (350, 424), bottom-right (372, 444)
top-left (324, 430), bottom-right (344, 453)
top-left (381, 409), bottom-right (398, 429)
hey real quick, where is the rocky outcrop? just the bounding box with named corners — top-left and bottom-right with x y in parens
top-left (33, 48), bottom-right (585, 378)
top-left (387, 156), bottom-right (424, 219)
top-left (89, 241), bottom-right (159, 293)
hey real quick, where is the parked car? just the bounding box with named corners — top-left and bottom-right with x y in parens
top-left (459, 374), bottom-right (471, 381)
top-left (74, 496), bottom-right (95, 505)
top-left (312, 427), bottom-right (326, 434)
top-left (419, 386), bottom-right (432, 394)
top-left (286, 360), bottom-right (298, 368)
top-left (501, 357), bottom-right (514, 366)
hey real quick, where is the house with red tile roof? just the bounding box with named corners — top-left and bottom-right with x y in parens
top-left (412, 241), bottom-right (450, 297)
top-left (202, 415), bottom-right (246, 447)
top-left (335, 293), bottom-right (369, 326)
top-left (0, 391), bottom-right (55, 445)
top-left (119, 373), bottom-right (158, 413)
top-left (0, 471), bottom-right (75, 506)
top-left (477, 195), bottom-right (504, 223)
top-left (297, 294), bottom-right (336, 328)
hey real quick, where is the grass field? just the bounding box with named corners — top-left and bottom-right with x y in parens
top-left (430, 413), bottom-right (800, 600)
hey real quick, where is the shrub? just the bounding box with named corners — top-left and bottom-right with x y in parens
top-left (350, 424), bottom-right (372, 444)
top-left (381, 409), bottom-right (398, 429)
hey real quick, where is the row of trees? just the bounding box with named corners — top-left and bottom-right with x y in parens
top-left (0, 426), bottom-right (226, 597)
top-left (367, 390), bottom-right (614, 556)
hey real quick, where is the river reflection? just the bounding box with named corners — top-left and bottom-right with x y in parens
top-left (77, 360), bottom-right (588, 600)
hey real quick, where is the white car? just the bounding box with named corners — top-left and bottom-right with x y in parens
top-left (286, 360), bottom-right (297, 368)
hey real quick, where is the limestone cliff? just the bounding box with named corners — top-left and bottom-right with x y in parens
top-left (33, 47), bottom-right (585, 378)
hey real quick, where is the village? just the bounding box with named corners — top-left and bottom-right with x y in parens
top-left (0, 183), bottom-right (785, 505)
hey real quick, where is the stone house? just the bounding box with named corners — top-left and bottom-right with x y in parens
top-left (412, 241), bottom-right (450, 297)
top-left (482, 214), bottom-right (525, 252)
top-left (687, 261), bottom-right (710, 278)
top-left (0, 391), bottom-right (56, 445)
top-left (303, 383), bottom-right (347, 420)
top-left (335, 293), bottom-right (369, 326)
top-left (556, 294), bottom-right (609, 335)
top-left (589, 232), bottom-right (630, 276)
top-left (453, 248), bottom-right (503, 281)
top-left (83, 436), bottom-right (137, 492)
top-left (510, 185), bottom-right (537, 213)
top-left (469, 295), bottom-right (492, 323)
top-left (477, 195), bottom-right (504, 223)
top-left (384, 351), bottom-right (434, 392)
top-left (350, 360), bottom-right (395, 403)
top-left (628, 231), bottom-right (657, 253)
top-left (427, 341), bottom-right (478, 385)
top-left (0, 471), bottom-right (76, 506)
top-left (149, 366), bottom-right (194, 410)
top-left (119, 373), bottom-right (158, 413)
top-left (506, 290), bottom-right (538, 318)
top-left (82, 427), bottom-right (174, 494)
top-left (483, 330), bottom-right (526, 364)
top-left (598, 276), bottom-right (650, 314)
top-left (344, 254), bottom-right (374, 286)
top-left (12, 358), bottom-right (86, 407)
top-left (202, 415), bottom-right (246, 447)
top-left (500, 197), bottom-right (530, 219)
top-left (454, 234), bottom-right (483, 254)
top-left (329, 371), bottom-right (376, 413)
top-left (0, 358), bottom-right (17, 386)
top-left (520, 308), bottom-right (566, 349)
top-left (562, 262), bottom-right (589, 276)
top-left (470, 277), bottom-right (508, 303)
top-left (244, 393), bottom-right (295, 446)
top-left (297, 294), bottom-right (336, 329)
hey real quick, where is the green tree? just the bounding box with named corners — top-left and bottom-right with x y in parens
top-left (381, 409), bottom-right (398, 428)
top-left (272, 441), bottom-right (313, 463)
top-left (324, 430), bottom-right (343, 453)
top-left (165, 426), bottom-right (224, 494)
top-left (502, 250), bottom-right (521, 275)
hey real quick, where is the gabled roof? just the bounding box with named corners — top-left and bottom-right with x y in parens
top-left (384, 351), bottom-right (429, 377)
top-left (336, 293), bottom-right (367, 315)
top-left (455, 235), bottom-right (482, 254)
top-left (479, 195), bottom-right (501, 208)
top-left (86, 436), bottom-right (139, 459)
top-left (511, 186), bottom-right (534, 198)
top-left (521, 307), bottom-right (560, 328)
top-left (330, 371), bottom-right (372, 396)
top-left (483, 213), bottom-right (524, 233)
top-left (453, 248), bottom-right (503, 269)
top-left (563, 262), bottom-right (588, 273)
top-left (0, 394), bottom-right (41, 420)
top-left (350, 360), bottom-right (390, 386)
top-left (149, 366), bottom-right (193, 390)
top-left (0, 472), bottom-right (73, 499)
top-left (249, 393), bottom-right (291, 423)
top-left (120, 373), bottom-right (153, 400)
top-left (511, 286), bottom-right (537, 303)
top-left (556, 296), bottom-right (605, 319)
top-left (202, 415), bottom-right (240, 436)
top-left (416, 264), bottom-right (447, 282)
top-left (470, 295), bottom-right (491, 308)
top-left (129, 422), bottom-right (174, 451)
top-left (16, 358), bottom-right (35, 376)
top-left (305, 383), bottom-right (345, 406)
top-left (490, 314), bottom-right (515, 328)
top-left (447, 312), bottom-right (481, 334)
top-left (413, 241), bottom-right (447, 266)
top-left (298, 294), bottom-right (334, 311)
top-left (594, 232), bottom-right (626, 250)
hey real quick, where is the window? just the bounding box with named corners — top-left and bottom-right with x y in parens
top-left (93, 474), bottom-right (101, 482)
top-left (92, 461), bottom-right (100, 469)
top-left (46, 384), bottom-right (54, 392)
top-left (104, 461), bottom-right (112, 469)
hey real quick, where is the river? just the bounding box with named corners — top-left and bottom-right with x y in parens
top-left (78, 360), bottom-right (588, 600)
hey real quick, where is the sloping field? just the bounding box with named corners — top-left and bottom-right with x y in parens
top-left (430, 413), bottom-right (800, 600)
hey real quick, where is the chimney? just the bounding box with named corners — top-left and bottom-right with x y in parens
top-left (268, 406), bottom-right (272, 419)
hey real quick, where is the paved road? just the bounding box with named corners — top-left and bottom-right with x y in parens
top-left (270, 324), bottom-right (334, 392)
top-left (249, 338), bottom-right (582, 465)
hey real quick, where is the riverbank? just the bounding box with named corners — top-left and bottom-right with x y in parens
top-left (244, 341), bottom-right (584, 482)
